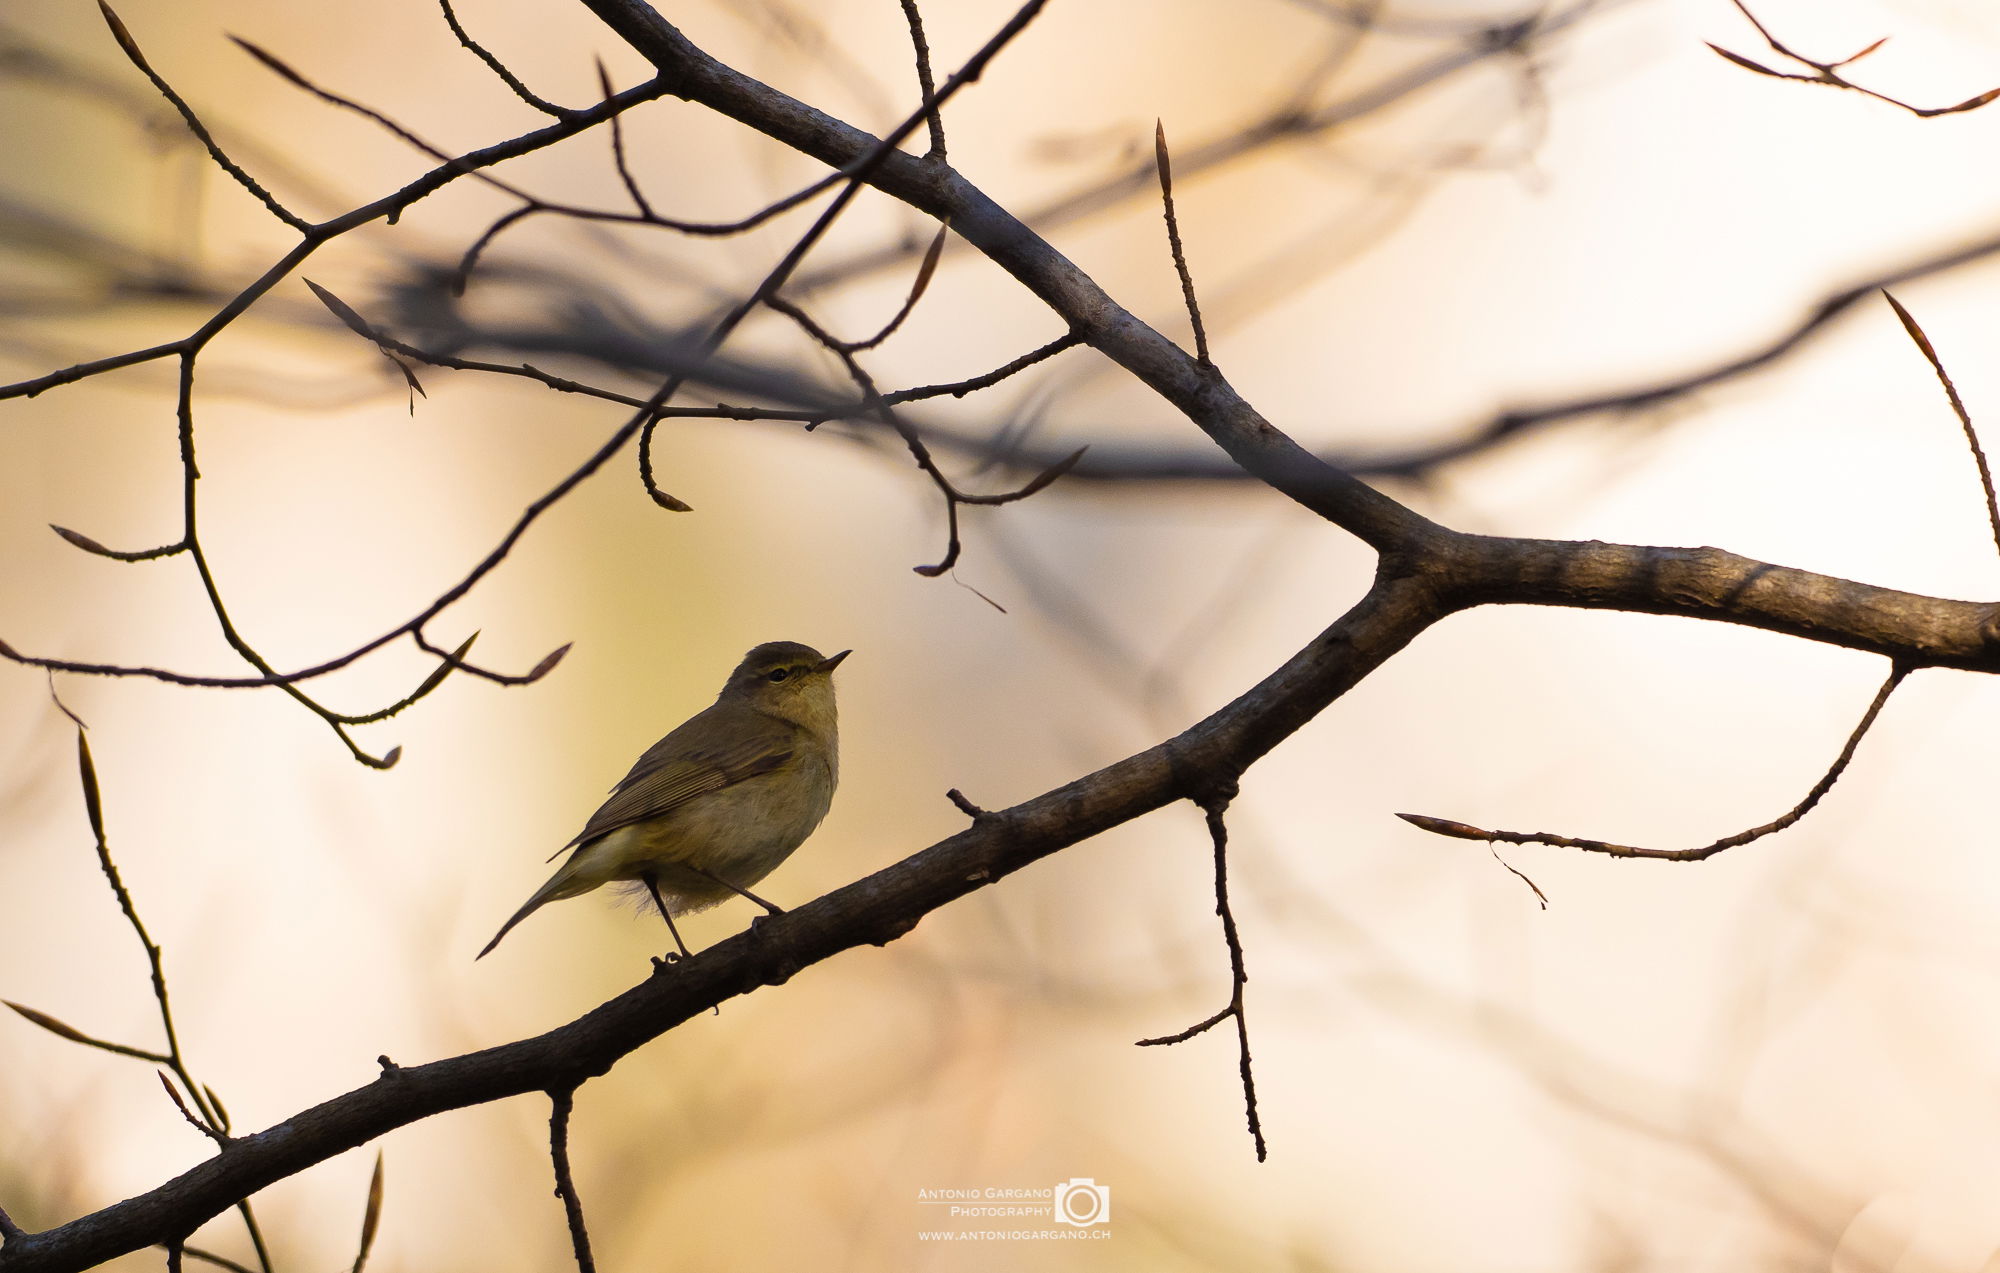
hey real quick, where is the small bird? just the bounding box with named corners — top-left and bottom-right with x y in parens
top-left (477, 641), bottom-right (847, 960)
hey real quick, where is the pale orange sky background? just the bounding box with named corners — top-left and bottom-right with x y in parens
top-left (8, 1), bottom-right (2000, 1270)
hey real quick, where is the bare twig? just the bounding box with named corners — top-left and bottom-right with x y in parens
top-left (173, 349), bottom-right (396, 767)
top-left (1400, 664), bottom-right (1910, 862)
top-left (1153, 120), bottom-right (1210, 367)
top-left (412, 630), bottom-right (571, 690)
top-left (71, 725), bottom-right (217, 1129)
top-left (438, 0), bottom-right (573, 119)
top-left (899, 0), bottom-right (947, 161)
top-left (1486, 845), bottom-right (1549, 908)
top-left (1709, 0), bottom-right (2000, 118)
top-left (839, 221), bottom-right (948, 354)
top-left (448, 175), bottom-right (852, 296)
top-left (1136, 792), bottom-right (1265, 1161)
top-left (34, 703), bottom-right (276, 1273)
top-left (945, 788), bottom-right (990, 819)
top-left (2, 1002), bottom-right (169, 1065)
top-left (768, 294), bottom-right (1084, 575)
top-left (595, 58), bottom-right (656, 219)
top-left (1881, 291), bottom-right (2000, 564)
top-left (96, 4), bottom-right (309, 232)
top-left (548, 1090), bottom-right (594, 1273)
top-left (350, 1153), bottom-right (385, 1273)
top-left (179, 1247), bottom-right (255, 1273)
top-left (47, 525), bottom-right (186, 562)
top-left (878, 332), bottom-right (1083, 407)
top-left (157, 1073), bottom-right (225, 1146)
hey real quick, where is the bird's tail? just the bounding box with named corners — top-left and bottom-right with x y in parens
top-left (476, 859), bottom-right (586, 959)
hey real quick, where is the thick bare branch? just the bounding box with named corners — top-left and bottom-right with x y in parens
top-left (1437, 536), bottom-right (2000, 670)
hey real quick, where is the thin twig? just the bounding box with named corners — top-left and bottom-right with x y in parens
top-left (1486, 844), bottom-right (1549, 908)
top-left (1881, 291), bottom-right (2000, 564)
top-left (1709, 0), bottom-right (2000, 118)
top-left (1400, 663), bottom-right (1910, 861)
top-left (595, 58), bottom-right (656, 219)
top-left (350, 1152), bottom-right (385, 1273)
top-left (878, 332), bottom-right (1082, 407)
top-left (5, 339), bottom-right (188, 400)
top-left (96, 4), bottom-right (309, 232)
top-left (450, 177), bottom-right (848, 296)
top-left (411, 629), bottom-right (570, 690)
top-left (47, 526), bottom-right (188, 562)
top-left (768, 295), bottom-right (1083, 575)
top-left (451, 204), bottom-right (538, 294)
top-left (1135, 792), bottom-right (1266, 1161)
top-left (2, 1001), bottom-right (170, 1064)
top-left (839, 221), bottom-right (949, 354)
top-left (157, 1073), bottom-right (225, 1146)
top-left (437, 0), bottom-right (573, 119)
top-left (63, 707), bottom-right (277, 1272)
top-left (1153, 120), bottom-right (1210, 367)
top-left (179, 1245), bottom-right (257, 1273)
top-left (944, 788), bottom-right (990, 819)
top-left (73, 727), bottom-right (214, 1127)
top-left (548, 1090), bottom-right (595, 1273)
top-left (899, 0), bottom-right (947, 160)
top-left (172, 349), bottom-right (394, 767)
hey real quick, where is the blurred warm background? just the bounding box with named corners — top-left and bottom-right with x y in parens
top-left (8, 0), bottom-right (2000, 1269)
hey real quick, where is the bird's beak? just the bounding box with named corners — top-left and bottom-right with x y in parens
top-left (816, 649), bottom-right (851, 675)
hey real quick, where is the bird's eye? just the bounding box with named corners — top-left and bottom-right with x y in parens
top-left (767, 668), bottom-right (790, 683)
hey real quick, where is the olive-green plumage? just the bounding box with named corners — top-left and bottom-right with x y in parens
top-left (477, 642), bottom-right (846, 959)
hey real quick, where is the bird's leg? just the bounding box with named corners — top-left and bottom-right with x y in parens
top-left (681, 864), bottom-right (785, 916)
top-left (640, 870), bottom-right (693, 961)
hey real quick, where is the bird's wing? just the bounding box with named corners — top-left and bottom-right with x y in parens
top-left (563, 709), bottom-right (798, 849)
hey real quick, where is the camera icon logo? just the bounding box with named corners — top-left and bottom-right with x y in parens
top-left (1052, 1178), bottom-right (1111, 1228)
